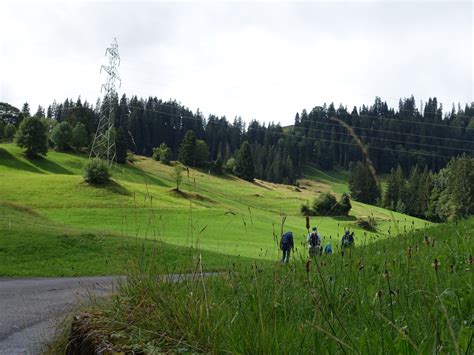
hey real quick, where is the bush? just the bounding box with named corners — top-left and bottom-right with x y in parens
top-left (224, 157), bottom-right (236, 173)
top-left (152, 143), bottom-right (173, 164)
top-left (83, 158), bottom-right (111, 184)
top-left (356, 216), bottom-right (377, 232)
top-left (152, 147), bottom-right (161, 161)
top-left (301, 192), bottom-right (352, 216)
top-left (313, 193), bottom-right (339, 215)
top-left (126, 151), bottom-right (137, 163)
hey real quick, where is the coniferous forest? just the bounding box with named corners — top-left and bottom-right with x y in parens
top-left (1, 95), bottom-right (473, 222)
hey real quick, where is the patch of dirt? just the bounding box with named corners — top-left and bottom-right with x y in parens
top-left (169, 188), bottom-right (216, 204)
top-left (0, 201), bottom-right (43, 218)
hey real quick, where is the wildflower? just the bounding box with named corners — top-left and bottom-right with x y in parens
top-left (383, 269), bottom-right (391, 279)
top-left (357, 259), bottom-right (364, 271)
top-left (432, 258), bottom-right (440, 272)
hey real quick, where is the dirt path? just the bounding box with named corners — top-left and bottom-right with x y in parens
top-left (0, 276), bottom-right (121, 354)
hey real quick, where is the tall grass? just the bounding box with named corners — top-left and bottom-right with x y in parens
top-left (57, 218), bottom-right (473, 353)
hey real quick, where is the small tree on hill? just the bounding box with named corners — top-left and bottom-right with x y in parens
top-left (4, 123), bottom-right (16, 141)
top-left (71, 123), bottom-right (89, 151)
top-left (234, 141), bottom-right (255, 181)
top-left (349, 161), bottom-right (380, 205)
top-left (172, 163), bottom-right (184, 191)
top-left (115, 127), bottom-right (128, 164)
top-left (51, 121), bottom-right (73, 151)
top-left (195, 140), bottom-right (209, 167)
top-left (16, 116), bottom-right (48, 158)
top-left (159, 143), bottom-right (172, 164)
top-left (178, 130), bottom-right (197, 166)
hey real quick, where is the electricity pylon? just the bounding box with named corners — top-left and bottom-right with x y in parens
top-left (89, 38), bottom-right (121, 164)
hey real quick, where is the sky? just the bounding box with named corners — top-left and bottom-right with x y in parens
top-left (0, 0), bottom-right (472, 125)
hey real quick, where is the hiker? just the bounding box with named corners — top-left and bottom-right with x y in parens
top-left (341, 228), bottom-right (355, 248)
top-left (307, 227), bottom-right (322, 257)
top-left (280, 231), bottom-right (294, 263)
top-left (324, 243), bottom-right (332, 255)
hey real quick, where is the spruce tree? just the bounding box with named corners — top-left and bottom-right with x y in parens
top-left (16, 116), bottom-right (48, 158)
top-left (178, 130), bottom-right (197, 166)
top-left (349, 161), bottom-right (380, 205)
top-left (234, 141), bottom-right (255, 181)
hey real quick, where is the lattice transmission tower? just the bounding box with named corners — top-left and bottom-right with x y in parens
top-left (90, 38), bottom-right (121, 164)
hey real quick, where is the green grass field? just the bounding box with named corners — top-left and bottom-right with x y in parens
top-left (0, 143), bottom-right (429, 276)
top-left (47, 218), bottom-right (474, 353)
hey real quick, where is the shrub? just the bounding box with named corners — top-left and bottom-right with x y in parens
top-left (302, 192), bottom-right (352, 216)
top-left (152, 143), bottom-right (173, 164)
top-left (152, 147), bottom-right (161, 161)
top-left (83, 158), bottom-right (111, 184)
top-left (356, 216), bottom-right (378, 232)
top-left (126, 151), bottom-right (137, 163)
top-left (159, 144), bottom-right (172, 164)
top-left (224, 157), bottom-right (236, 173)
top-left (313, 193), bottom-right (338, 215)
top-left (16, 116), bottom-right (48, 158)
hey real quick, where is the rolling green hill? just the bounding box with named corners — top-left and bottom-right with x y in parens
top-left (0, 143), bottom-right (430, 276)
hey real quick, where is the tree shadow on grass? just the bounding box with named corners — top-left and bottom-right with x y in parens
top-left (0, 148), bottom-right (45, 174)
top-left (27, 155), bottom-right (73, 175)
top-left (115, 164), bottom-right (170, 188)
top-left (84, 180), bottom-right (132, 196)
top-left (332, 216), bottom-right (358, 222)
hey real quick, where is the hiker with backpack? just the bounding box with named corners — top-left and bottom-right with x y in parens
top-left (307, 227), bottom-right (322, 257)
top-left (324, 243), bottom-right (333, 255)
top-left (341, 228), bottom-right (355, 248)
top-left (280, 231), bottom-right (294, 263)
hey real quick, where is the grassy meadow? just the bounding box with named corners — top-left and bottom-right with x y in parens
top-left (47, 218), bottom-right (473, 353)
top-left (0, 143), bottom-right (429, 276)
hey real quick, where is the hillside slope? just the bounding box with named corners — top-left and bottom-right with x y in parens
top-left (0, 143), bottom-right (429, 275)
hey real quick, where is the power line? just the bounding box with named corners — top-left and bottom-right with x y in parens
top-left (287, 119), bottom-right (473, 145)
top-left (59, 103), bottom-right (473, 158)
top-left (118, 104), bottom-right (460, 160)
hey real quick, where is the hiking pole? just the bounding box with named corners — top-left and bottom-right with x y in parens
top-left (305, 215), bottom-right (310, 235)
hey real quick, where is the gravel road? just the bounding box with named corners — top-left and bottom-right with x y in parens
top-left (0, 276), bottom-right (121, 355)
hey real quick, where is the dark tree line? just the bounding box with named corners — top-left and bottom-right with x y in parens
top-left (2, 95), bottom-right (473, 187)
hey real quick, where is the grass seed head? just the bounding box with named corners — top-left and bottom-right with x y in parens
top-left (431, 258), bottom-right (440, 272)
top-left (383, 269), bottom-right (391, 279)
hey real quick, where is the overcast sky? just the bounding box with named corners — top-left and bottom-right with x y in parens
top-left (0, 0), bottom-right (472, 125)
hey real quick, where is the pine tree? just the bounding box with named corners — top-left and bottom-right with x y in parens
top-left (178, 130), bottom-right (197, 166)
top-left (349, 161), bottom-right (380, 204)
top-left (16, 116), bottom-right (48, 158)
top-left (234, 141), bottom-right (255, 181)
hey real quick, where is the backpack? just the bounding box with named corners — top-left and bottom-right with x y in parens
top-left (310, 233), bottom-right (318, 247)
